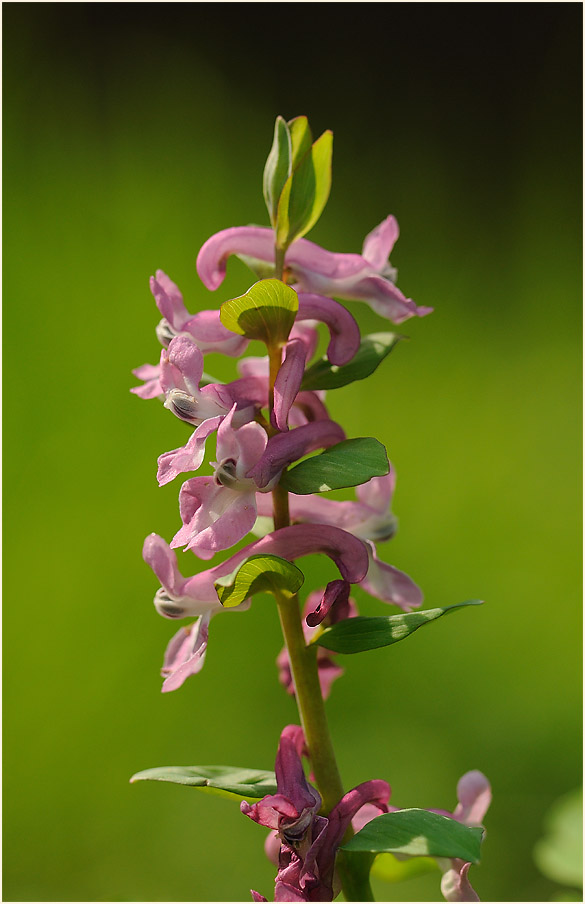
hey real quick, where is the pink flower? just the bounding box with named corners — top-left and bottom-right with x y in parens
top-left (143, 525), bottom-right (369, 622)
top-left (244, 725), bottom-right (390, 902)
top-left (160, 335), bottom-right (235, 425)
top-left (196, 219), bottom-right (433, 324)
top-left (170, 405), bottom-right (270, 559)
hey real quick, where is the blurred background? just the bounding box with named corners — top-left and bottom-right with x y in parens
top-left (3, 4), bottom-right (582, 902)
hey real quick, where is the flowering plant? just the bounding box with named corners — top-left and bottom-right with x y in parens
top-left (130, 115), bottom-right (490, 901)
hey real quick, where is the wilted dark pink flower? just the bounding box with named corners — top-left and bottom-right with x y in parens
top-left (196, 219), bottom-right (433, 324)
top-left (244, 725), bottom-right (390, 902)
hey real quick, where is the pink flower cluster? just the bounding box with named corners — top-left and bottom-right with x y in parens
top-left (132, 219), bottom-right (426, 693)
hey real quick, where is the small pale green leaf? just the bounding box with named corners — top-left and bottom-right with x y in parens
top-left (263, 116), bottom-right (292, 227)
top-left (342, 809), bottom-right (484, 863)
top-left (130, 765), bottom-right (277, 802)
top-left (220, 278), bottom-right (298, 345)
top-left (372, 852), bottom-right (440, 883)
top-left (301, 332), bottom-right (403, 391)
top-left (280, 437), bottom-right (389, 495)
top-left (215, 554), bottom-right (305, 608)
top-left (288, 115), bottom-right (313, 169)
top-left (276, 130), bottom-right (333, 249)
top-left (315, 601), bottom-right (484, 654)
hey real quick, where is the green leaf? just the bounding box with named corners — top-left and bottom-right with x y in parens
top-left (276, 130), bottom-right (333, 249)
top-left (220, 278), bottom-right (298, 345)
top-left (314, 601), bottom-right (484, 654)
top-left (280, 437), bottom-right (389, 495)
top-left (130, 765), bottom-right (277, 802)
top-left (341, 809), bottom-right (484, 863)
top-left (215, 554), bottom-right (305, 608)
top-left (371, 852), bottom-right (440, 883)
top-left (288, 115), bottom-right (313, 169)
top-left (301, 332), bottom-right (403, 391)
top-left (534, 788), bottom-right (583, 887)
top-left (263, 116), bottom-right (292, 227)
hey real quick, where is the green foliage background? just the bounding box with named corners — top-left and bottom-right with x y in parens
top-left (3, 6), bottom-right (581, 902)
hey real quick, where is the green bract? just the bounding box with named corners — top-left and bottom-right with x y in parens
top-left (263, 116), bottom-right (292, 228)
top-left (276, 130), bottom-right (333, 250)
top-left (301, 332), bottom-right (403, 391)
top-left (262, 114), bottom-right (333, 249)
top-left (215, 554), bottom-right (305, 608)
top-left (280, 437), bottom-right (389, 494)
top-left (314, 601), bottom-right (483, 654)
top-left (288, 115), bottom-right (312, 169)
top-left (220, 278), bottom-right (298, 345)
top-left (341, 809), bottom-right (484, 863)
top-left (130, 765), bottom-right (277, 802)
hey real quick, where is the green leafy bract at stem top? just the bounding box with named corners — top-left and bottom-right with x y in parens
top-left (129, 765), bottom-right (277, 802)
top-left (215, 554), bottom-right (305, 608)
top-left (279, 437), bottom-right (389, 495)
top-left (220, 278), bottom-right (298, 345)
top-left (263, 116), bottom-right (292, 228)
top-left (276, 130), bottom-right (333, 250)
top-left (314, 601), bottom-right (484, 654)
top-left (341, 809), bottom-right (484, 863)
top-left (288, 116), bottom-right (313, 169)
top-left (301, 332), bottom-right (403, 391)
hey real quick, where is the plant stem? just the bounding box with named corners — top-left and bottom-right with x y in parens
top-left (274, 244), bottom-right (286, 281)
top-left (269, 240), bottom-right (373, 900)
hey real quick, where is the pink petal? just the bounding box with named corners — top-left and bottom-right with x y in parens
top-left (183, 309), bottom-right (249, 357)
top-left (355, 469), bottom-right (395, 513)
top-left (130, 363), bottom-right (163, 399)
top-left (160, 611), bottom-right (211, 693)
top-left (360, 540), bottom-right (423, 610)
top-left (288, 391), bottom-right (330, 425)
top-left (160, 337), bottom-right (204, 396)
top-left (297, 294), bottom-right (360, 365)
top-left (273, 339), bottom-right (307, 432)
top-left (305, 580), bottom-right (350, 627)
top-left (150, 273), bottom-right (190, 331)
top-left (157, 416), bottom-right (223, 486)
top-left (247, 420), bottom-right (346, 488)
top-left (216, 404), bottom-right (267, 475)
top-left (143, 533), bottom-right (185, 597)
top-left (361, 216), bottom-right (400, 270)
top-left (454, 772), bottom-right (492, 826)
top-left (440, 861), bottom-right (480, 903)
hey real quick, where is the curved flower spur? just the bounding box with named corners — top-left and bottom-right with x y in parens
top-left (130, 114), bottom-right (489, 903)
